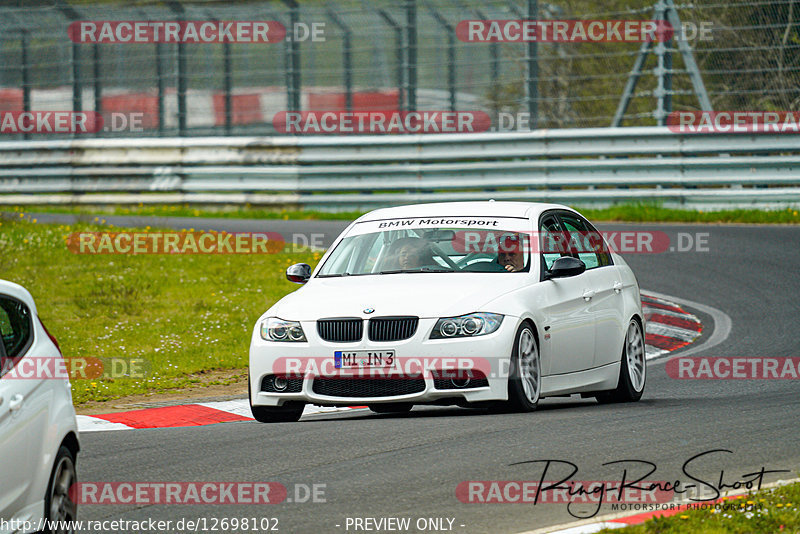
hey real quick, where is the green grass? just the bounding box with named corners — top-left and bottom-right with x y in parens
top-left (579, 204), bottom-right (800, 225)
top-left (599, 481), bottom-right (800, 533)
top-left (0, 215), bottom-right (320, 405)
top-left (3, 204), bottom-right (364, 221)
top-left (4, 203), bottom-right (800, 224)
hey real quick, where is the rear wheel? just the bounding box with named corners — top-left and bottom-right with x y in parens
top-left (505, 323), bottom-right (541, 412)
top-left (249, 377), bottom-right (305, 422)
top-left (368, 403), bottom-right (413, 414)
top-left (43, 446), bottom-right (77, 534)
top-left (595, 319), bottom-right (646, 404)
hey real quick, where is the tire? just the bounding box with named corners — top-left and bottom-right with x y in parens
top-left (505, 323), bottom-right (541, 412)
top-left (368, 403), bottom-right (413, 414)
top-left (248, 377), bottom-right (305, 423)
top-left (595, 319), bottom-right (646, 404)
top-left (43, 445), bottom-right (77, 534)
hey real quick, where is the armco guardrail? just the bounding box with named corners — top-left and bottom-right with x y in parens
top-left (1, 127), bottom-right (799, 209)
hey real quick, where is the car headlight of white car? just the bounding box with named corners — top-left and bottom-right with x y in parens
top-left (261, 317), bottom-right (307, 342)
top-left (430, 312), bottom-right (504, 339)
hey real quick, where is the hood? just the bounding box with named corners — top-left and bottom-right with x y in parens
top-left (265, 273), bottom-right (526, 321)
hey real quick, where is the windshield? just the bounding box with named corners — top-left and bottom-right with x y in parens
top-left (317, 217), bottom-right (531, 277)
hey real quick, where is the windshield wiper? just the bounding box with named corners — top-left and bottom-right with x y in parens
top-left (379, 267), bottom-right (452, 274)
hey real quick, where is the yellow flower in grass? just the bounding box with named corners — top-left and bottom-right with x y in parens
top-left (680, 515), bottom-right (689, 519)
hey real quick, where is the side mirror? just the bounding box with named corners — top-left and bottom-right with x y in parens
top-left (286, 263), bottom-right (311, 284)
top-left (543, 256), bottom-right (586, 280)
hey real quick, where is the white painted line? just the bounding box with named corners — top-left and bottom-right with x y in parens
top-left (646, 322), bottom-right (702, 342)
top-left (642, 306), bottom-right (700, 322)
top-left (644, 290), bottom-right (732, 362)
top-left (197, 399), bottom-right (253, 418)
top-left (196, 398), bottom-right (365, 420)
top-left (645, 346), bottom-right (668, 359)
top-left (77, 415), bottom-right (133, 433)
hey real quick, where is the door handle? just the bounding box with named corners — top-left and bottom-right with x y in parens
top-left (8, 394), bottom-right (23, 412)
top-left (613, 281), bottom-right (623, 293)
top-left (582, 289), bottom-right (596, 301)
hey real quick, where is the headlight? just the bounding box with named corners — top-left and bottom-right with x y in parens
top-left (261, 317), bottom-right (307, 342)
top-left (430, 313), bottom-right (503, 339)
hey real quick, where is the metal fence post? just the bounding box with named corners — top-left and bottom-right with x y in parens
top-left (327, 9), bottom-right (353, 113)
top-left (20, 30), bottom-right (30, 140)
top-left (404, 0), bottom-right (417, 112)
top-left (527, 0), bottom-right (539, 127)
top-left (224, 39), bottom-right (233, 134)
top-left (165, 1), bottom-right (187, 136)
top-left (55, 2), bottom-right (83, 129)
top-left (155, 42), bottom-right (165, 135)
top-left (424, 3), bottom-right (456, 112)
top-left (284, 0), bottom-right (301, 113)
top-left (377, 9), bottom-right (404, 113)
top-left (93, 43), bottom-right (102, 134)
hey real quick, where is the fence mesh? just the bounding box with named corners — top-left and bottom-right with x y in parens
top-left (0, 0), bottom-right (798, 137)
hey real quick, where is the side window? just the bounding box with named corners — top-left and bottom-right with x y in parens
top-left (539, 215), bottom-right (566, 271)
top-left (558, 213), bottom-right (612, 270)
top-left (0, 296), bottom-right (33, 377)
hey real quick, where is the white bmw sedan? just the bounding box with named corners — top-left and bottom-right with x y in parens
top-left (249, 201), bottom-right (645, 423)
top-left (0, 280), bottom-right (79, 534)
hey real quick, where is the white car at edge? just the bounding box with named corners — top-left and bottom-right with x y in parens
top-left (249, 201), bottom-right (645, 422)
top-left (0, 279), bottom-right (79, 534)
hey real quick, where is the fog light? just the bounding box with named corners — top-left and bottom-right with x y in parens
top-left (273, 376), bottom-right (289, 391)
top-left (451, 377), bottom-right (471, 388)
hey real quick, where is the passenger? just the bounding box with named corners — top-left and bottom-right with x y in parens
top-left (387, 238), bottom-right (435, 270)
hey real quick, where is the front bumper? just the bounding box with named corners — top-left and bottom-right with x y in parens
top-left (249, 316), bottom-right (518, 407)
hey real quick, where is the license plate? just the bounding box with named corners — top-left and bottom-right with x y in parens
top-left (334, 350), bottom-right (396, 369)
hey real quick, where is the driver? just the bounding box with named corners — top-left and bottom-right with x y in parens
top-left (496, 234), bottom-right (526, 272)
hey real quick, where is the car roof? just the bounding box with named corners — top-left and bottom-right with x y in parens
top-left (0, 279), bottom-right (37, 314)
top-left (357, 201), bottom-right (571, 222)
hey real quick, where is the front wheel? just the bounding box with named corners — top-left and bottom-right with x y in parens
top-left (595, 319), bottom-right (646, 404)
top-left (249, 376), bottom-right (305, 423)
top-left (250, 402), bottom-right (305, 423)
top-left (505, 323), bottom-right (541, 412)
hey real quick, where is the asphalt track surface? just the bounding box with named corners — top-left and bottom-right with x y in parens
top-left (27, 214), bottom-right (800, 533)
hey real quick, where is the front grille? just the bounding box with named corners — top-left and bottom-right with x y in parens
top-left (260, 374), bottom-right (304, 393)
top-left (317, 318), bottom-right (363, 342)
top-left (368, 316), bottom-right (419, 342)
top-left (312, 378), bottom-right (426, 398)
